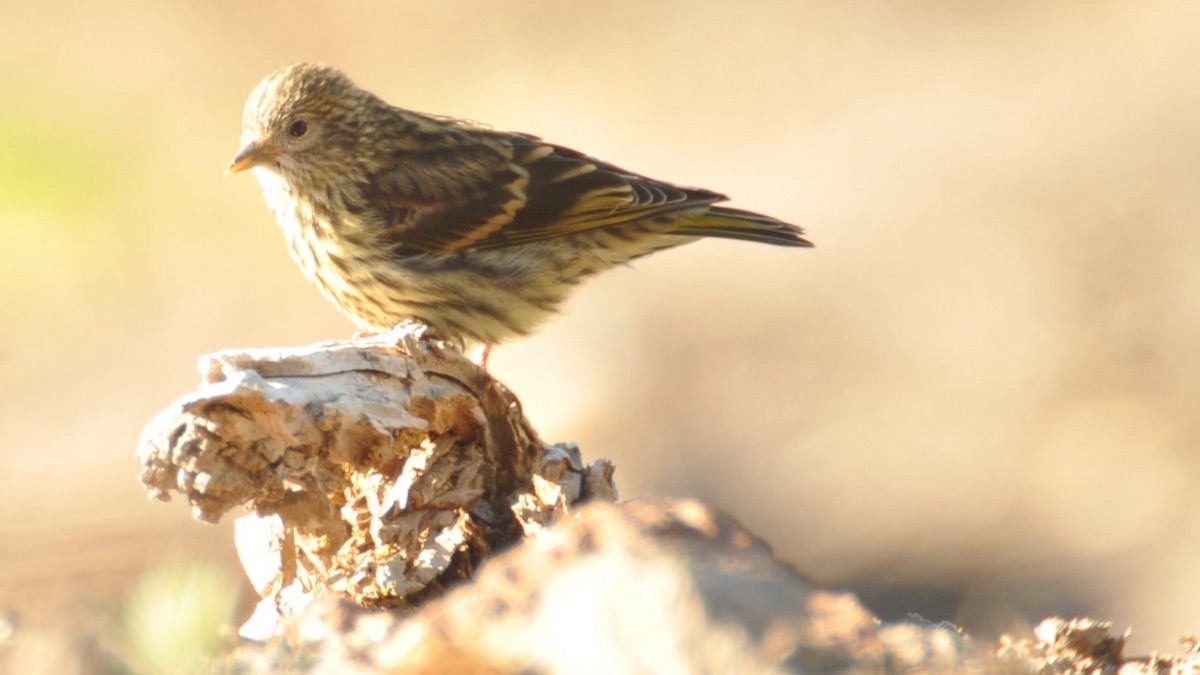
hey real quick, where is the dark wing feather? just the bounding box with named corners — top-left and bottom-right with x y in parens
top-left (484, 141), bottom-right (725, 249)
top-left (362, 139), bottom-right (528, 253)
top-left (364, 134), bottom-right (725, 254)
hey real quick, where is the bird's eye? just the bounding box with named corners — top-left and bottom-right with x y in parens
top-left (288, 119), bottom-right (309, 138)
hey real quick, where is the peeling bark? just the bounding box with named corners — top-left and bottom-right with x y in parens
top-left (137, 329), bottom-right (615, 630)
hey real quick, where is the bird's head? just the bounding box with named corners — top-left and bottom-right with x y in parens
top-left (227, 62), bottom-right (376, 182)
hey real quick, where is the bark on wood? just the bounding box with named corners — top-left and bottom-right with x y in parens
top-left (137, 329), bottom-right (615, 630)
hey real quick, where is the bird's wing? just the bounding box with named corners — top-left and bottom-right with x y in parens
top-left (364, 135), bottom-right (724, 254)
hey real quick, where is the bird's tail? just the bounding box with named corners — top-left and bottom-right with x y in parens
top-left (674, 206), bottom-right (813, 247)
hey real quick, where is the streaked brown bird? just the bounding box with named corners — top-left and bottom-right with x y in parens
top-left (228, 63), bottom-right (811, 361)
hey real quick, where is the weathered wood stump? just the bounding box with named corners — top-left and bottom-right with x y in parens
top-left (137, 330), bottom-right (1200, 673)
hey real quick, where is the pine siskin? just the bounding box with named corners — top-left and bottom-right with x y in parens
top-left (228, 63), bottom-right (811, 356)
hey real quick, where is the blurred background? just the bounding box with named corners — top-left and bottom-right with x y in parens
top-left (3, 0), bottom-right (1200, 670)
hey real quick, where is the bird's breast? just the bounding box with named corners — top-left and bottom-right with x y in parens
top-left (251, 167), bottom-right (296, 229)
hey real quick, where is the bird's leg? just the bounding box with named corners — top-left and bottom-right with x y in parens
top-left (351, 320), bottom-right (433, 346)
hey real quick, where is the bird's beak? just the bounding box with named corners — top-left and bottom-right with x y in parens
top-left (226, 138), bottom-right (273, 175)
